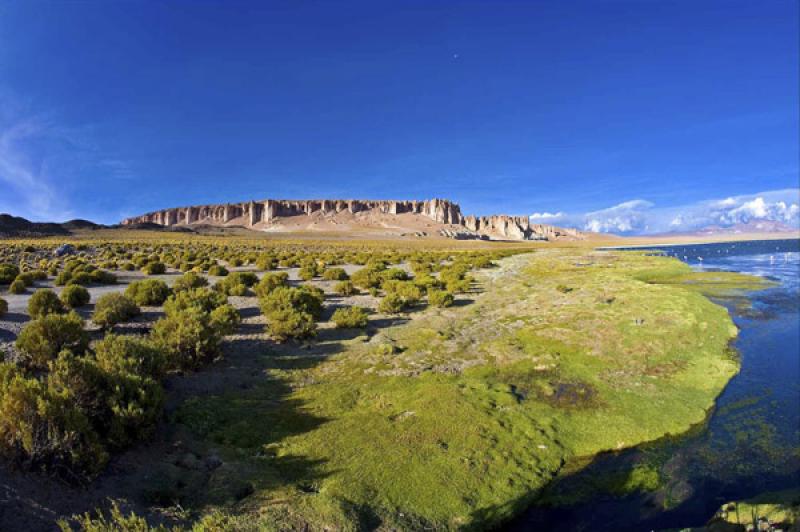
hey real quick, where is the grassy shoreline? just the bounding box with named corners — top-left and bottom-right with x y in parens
top-left (172, 249), bottom-right (772, 529)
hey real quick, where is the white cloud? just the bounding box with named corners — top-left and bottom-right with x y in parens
top-left (529, 211), bottom-right (565, 220)
top-left (532, 189), bottom-right (800, 235)
top-left (0, 116), bottom-right (67, 220)
top-left (0, 91), bottom-right (135, 222)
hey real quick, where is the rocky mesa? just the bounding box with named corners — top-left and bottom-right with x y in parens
top-left (121, 198), bottom-right (582, 241)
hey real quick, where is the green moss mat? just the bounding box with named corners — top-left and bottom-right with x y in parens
top-left (176, 250), bottom-right (772, 529)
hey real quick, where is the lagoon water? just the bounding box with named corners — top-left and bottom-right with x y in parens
top-left (511, 239), bottom-right (800, 531)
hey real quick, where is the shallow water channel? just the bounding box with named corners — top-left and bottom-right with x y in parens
top-left (509, 238), bottom-right (800, 531)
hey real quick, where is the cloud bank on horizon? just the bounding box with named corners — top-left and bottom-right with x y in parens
top-left (531, 189), bottom-right (800, 235)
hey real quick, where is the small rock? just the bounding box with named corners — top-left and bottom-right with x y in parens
top-left (205, 454), bottom-right (223, 471)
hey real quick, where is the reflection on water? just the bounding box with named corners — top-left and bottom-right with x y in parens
top-left (510, 239), bottom-right (800, 532)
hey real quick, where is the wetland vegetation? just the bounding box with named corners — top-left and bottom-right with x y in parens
top-left (0, 233), bottom-right (780, 530)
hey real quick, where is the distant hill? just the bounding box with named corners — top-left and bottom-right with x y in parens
top-left (0, 214), bottom-right (102, 237)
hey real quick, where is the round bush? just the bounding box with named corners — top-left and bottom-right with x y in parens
top-left (334, 280), bottom-right (357, 296)
top-left (265, 307), bottom-right (316, 341)
top-left (141, 262), bottom-right (166, 275)
top-left (54, 270), bottom-right (72, 286)
top-left (94, 333), bottom-right (166, 380)
top-left (91, 270), bottom-right (118, 285)
top-left (0, 366), bottom-right (107, 476)
top-left (298, 265), bottom-right (317, 281)
top-left (150, 307), bottom-right (222, 370)
top-left (382, 280), bottom-right (422, 305)
top-left (93, 293), bottom-right (140, 328)
top-left (125, 279), bottom-right (171, 306)
top-left (331, 306), bottom-right (368, 329)
top-left (15, 311), bottom-right (88, 369)
top-left (67, 272), bottom-right (94, 286)
top-left (163, 287), bottom-right (226, 316)
top-left (428, 289), bottom-right (455, 308)
top-left (172, 272), bottom-right (208, 292)
top-left (28, 289), bottom-right (65, 318)
top-left (207, 265), bottom-right (228, 277)
top-left (256, 255), bottom-right (277, 271)
top-left (0, 264), bottom-right (20, 285)
top-left (323, 267), bottom-right (349, 281)
top-left (254, 272), bottom-right (289, 297)
top-left (378, 293), bottom-right (406, 314)
top-left (209, 304), bottom-right (241, 336)
top-left (60, 284), bottom-right (91, 308)
top-left (259, 286), bottom-right (324, 320)
top-left (8, 280), bottom-right (26, 294)
top-left (15, 272), bottom-right (36, 287)
top-left (0, 297), bottom-right (7, 317)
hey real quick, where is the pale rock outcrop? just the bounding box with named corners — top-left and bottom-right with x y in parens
top-left (121, 198), bottom-right (582, 241)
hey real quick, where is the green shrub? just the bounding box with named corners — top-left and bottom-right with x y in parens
top-left (428, 289), bottom-right (455, 308)
top-left (150, 307), bottom-right (222, 370)
top-left (57, 500), bottom-right (171, 532)
top-left (15, 272), bottom-right (36, 287)
top-left (334, 280), bottom-right (357, 296)
top-left (0, 297), bottom-right (7, 317)
top-left (54, 270), bottom-right (72, 286)
top-left (256, 254), bottom-right (277, 271)
top-left (94, 334), bottom-right (166, 380)
top-left (125, 279), bottom-right (171, 306)
top-left (298, 265), bottom-right (317, 281)
top-left (163, 287), bottom-right (226, 316)
top-left (209, 304), bottom-right (241, 336)
top-left (414, 273), bottom-right (441, 292)
top-left (28, 289), bottom-right (65, 318)
top-left (556, 284), bottom-right (573, 293)
top-left (0, 366), bottom-right (107, 477)
top-left (445, 277), bottom-right (472, 294)
top-left (259, 286), bottom-right (324, 319)
top-left (172, 271), bottom-right (208, 292)
top-left (331, 306), bottom-right (368, 329)
top-left (216, 271), bottom-right (258, 296)
top-left (378, 293), bottom-right (406, 314)
top-left (351, 267), bottom-right (383, 289)
top-left (0, 264), bottom-right (20, 285)
top-left (93, 293), bottom-right (140, 328)
top-left (67, 272), bottom-right (94, 286)
top-left (15, 312), bottom-right (88, 369)
top-left (265, 307), bottom-right (316, 341)
top-left (207, 264), bottom-right (228, 277)
top-left (254, 272), bottom-right (289, 297)
top-left (141, 262), bottom-right (166, 275)
top-left (48, 351), bottom-right (164, 451)
top-left (60, 284), bottom-right (91, 308)
top-left (90, 270), bottom-right (118, 285)
top-left (323, 267), bottom-right (349, 281)
top-left (381, 268), bottom-right (409, 283)
top-left (8, 279), bottom-right (26, 294)
top-left (382, 280), bottom-right (422, 305)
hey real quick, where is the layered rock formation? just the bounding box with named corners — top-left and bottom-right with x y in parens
top-left (121, 198), bottom-right (582, 241)
top-left (463, 215), bottom-right (582, 241)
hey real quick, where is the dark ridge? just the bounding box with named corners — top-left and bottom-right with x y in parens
top-left (62, 219), bottom-right (103, 230)
top-left (0, 213), bottom-right (71, 237)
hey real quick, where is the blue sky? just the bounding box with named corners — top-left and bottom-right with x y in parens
top-left (0, 1), bottom-right (798, 233)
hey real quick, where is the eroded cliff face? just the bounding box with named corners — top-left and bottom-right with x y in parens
top-left (121, 198), bottom-right (581, 241)
top-left (463, 215), bottom-right (582, 241)
top-left (123, 199), bottom-right (462, 227)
